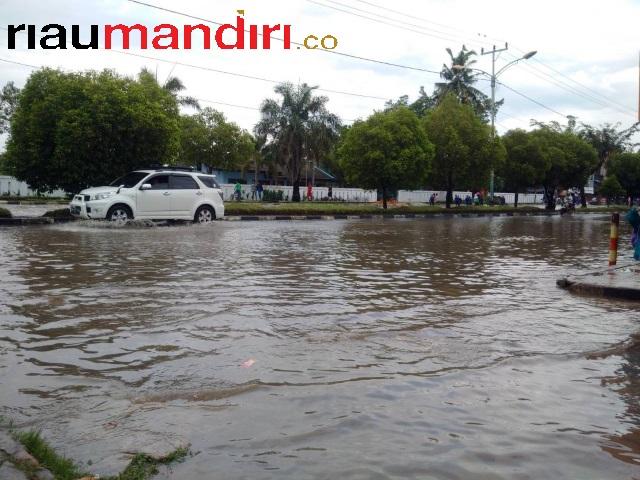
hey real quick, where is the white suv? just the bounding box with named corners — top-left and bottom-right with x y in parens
top-left (69, 168), bottom-right (225, 224)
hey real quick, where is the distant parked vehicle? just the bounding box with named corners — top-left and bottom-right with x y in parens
top-left (69, 166), bottom-right (225, 225)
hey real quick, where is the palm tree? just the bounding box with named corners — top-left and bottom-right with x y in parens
top-left (255, 83), bottom-right (341, 201)
top-left (138, 68), bottom-right (200, 110)
top-left (162, 75), bottom-right (200, 110)
top-left (434, 45), bottom-right (498, 121)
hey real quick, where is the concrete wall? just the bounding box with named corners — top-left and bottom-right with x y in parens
top-left (0, 176), bottom-right (66, 198)
top-left (397, 190), bottom-right (545, 205)
top-left (222, 184), bottom-right (377, 202)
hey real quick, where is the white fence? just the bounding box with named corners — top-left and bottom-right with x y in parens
top-left (397, 190), bottom-right (545, 205)
top-left (222, 184), bottom-right (377, 203)
top-left (0, 176), bottom-right (66, 198)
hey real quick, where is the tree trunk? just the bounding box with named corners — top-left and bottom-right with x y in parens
top-left (445, 172), bottom-right (453, 209)
top-left (382, 186), bottom-right (388, 210)
top-left (544, 185), bottom-right (555, 210)
top-left (292, 178), bottom-right (301, 202)
top-left (514, 191), bottom-right (519, 208)
top-left (580, 185), bottom-right (587, 208)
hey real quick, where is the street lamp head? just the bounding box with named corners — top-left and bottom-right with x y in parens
top-left (523, 50), bottom-right (537, 60)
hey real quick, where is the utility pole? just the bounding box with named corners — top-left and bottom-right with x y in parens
top-left (481, 43), bottom-right (508, 200)
top-left (638, 50), bottom-right (639, 123)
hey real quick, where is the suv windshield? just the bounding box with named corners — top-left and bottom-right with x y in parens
top-left (109, 172), bottom-right (149, 188)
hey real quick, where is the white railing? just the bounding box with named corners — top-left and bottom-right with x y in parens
top-left (222, 184), bottom-right (377, 203)
top-left (0, 176), bottom-right (66, 198)
top-left (397, 190), bottom-right (545, 204)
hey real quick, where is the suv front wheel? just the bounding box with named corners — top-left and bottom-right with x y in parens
top-left (107, 205), bottom-right (132, 226)
top-left (194, 205), bottom-right (215, 224)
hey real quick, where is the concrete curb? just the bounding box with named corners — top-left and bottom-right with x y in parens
top-left (557, 277), bottom-right (640, 300)
top-left (0, 217), bottom-right (54, 226)
top-left (221, 211), bottom-right (560, 221)
top-left (557, 263), bottom-right (640, 301)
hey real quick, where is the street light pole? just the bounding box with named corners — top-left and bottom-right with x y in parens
top-left (481, 44), bottom-right (509, 200)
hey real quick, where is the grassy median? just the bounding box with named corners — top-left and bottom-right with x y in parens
top-left (224, 202), bottom-right (543, 216)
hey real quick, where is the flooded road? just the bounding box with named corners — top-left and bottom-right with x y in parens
top-left (1, 216), bottom-right (639, 479)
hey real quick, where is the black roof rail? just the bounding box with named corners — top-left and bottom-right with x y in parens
top-left (147, 164), bottom-right (196, 172)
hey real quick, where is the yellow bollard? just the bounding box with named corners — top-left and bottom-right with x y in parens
top-left (609, 213), bottom-right (620, 266)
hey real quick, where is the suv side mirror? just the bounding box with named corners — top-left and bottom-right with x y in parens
top-left (140, 183), bottom-right (152, 190)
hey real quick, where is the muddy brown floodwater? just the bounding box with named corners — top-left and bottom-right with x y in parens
top-left (1, 216), bottom-right (640, 479)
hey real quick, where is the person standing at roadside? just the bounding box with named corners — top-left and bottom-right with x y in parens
top-left (307, 181), bottom-right (313, 201)
top-left (234, 181), bottom-right (242, 201)
top-left (251, 182), bottom-right (257, 200)
top-left (257, 181), bottom-right (264, 201)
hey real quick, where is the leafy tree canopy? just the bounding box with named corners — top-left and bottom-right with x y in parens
top-left (423, 93), bottom-right (499, 207)
top-left (608, 152), bottom-right (640, 197)
top-left (4, 68), bottom-right (181, 193)
top-left (0, 81), bottom-right (20, 134)
top-left (180, 107), bottom-right (254, 171)
top-left (598, 175), bottom-right (625, 202)
top-left (499, 128), bottom-right (550, 206)
top-left (339, 106), bottom-right (434, 208)
top-left (528, 127), bottom-right (598, 209)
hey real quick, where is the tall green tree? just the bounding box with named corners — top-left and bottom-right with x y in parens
top-left (608, 152), bottom-right (640, 198)
top-left (529, 127), bottom-right (598, 210)
top-left (423, 94), bottom-right (497, 208)
top-left (500, 129), bottom-right (549, 207)
top-left (179, 107), bottom-right (254, 171)
top-left (598, 175), bottom-right (625, 205)
top-left (339, 107), bottom-right (434, 209)
top-left (0, 81), bottom-right (20, 134)
top-left (4, 68), bottom-right (180, 193)
top-left (433, 45), bottom-right (499, 121)
top-left (255, 82), bottom-right (341, 201)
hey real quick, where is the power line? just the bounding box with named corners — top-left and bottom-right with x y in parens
top-left (507, 48), bottom-right (638, 117)
top-left (126, 0), bottom-right (440, 75)
top-left (500, 50), bottom-right (637, 119)
top-left (497, 81), bottom-right (567, 119)
top-left (327, 1), bottom-right (637, 120)
top-left (306, 0), bottom-right (477, 47)
top-left (0, 57), bottom-right (39, 69)
top-left (0, 57), bottom-right (359, 122)
top-left (352, 0), bottom-right (507, 47)
top-left (110, 49), bottom-right (388, 101)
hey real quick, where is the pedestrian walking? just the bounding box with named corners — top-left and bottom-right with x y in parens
top-left (307, 181), bottom-right (313, 201)
top-left (257, 181), bottom-right (264, 201)
top-left (328, 186), bottom-right (333, 200)
top-left (234, 181), bottom-right (242, 201)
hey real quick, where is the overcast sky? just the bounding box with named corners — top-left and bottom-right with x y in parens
top-left (1, 0), bottom-right (639, 143)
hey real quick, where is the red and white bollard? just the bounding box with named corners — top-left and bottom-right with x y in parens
top-left (608, 213), bottom-right (619, 266)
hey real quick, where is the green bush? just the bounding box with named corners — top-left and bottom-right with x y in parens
top-left (262, 189), bottom-right (284, 202)
top-left (0, 207), bottom-right (11, 218)
top-left (42, 208), bottom-right (74, 219)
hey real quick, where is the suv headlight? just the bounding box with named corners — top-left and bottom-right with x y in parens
top-left (94, 192), bottom-right (113, 200)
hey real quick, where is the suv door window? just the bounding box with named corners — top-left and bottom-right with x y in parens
top-left (170, 175), bottom-right (199, 189)
top-left (147, 175), bottom-right (170, 190)
top-left (198, 176), bottom-right (220, 189)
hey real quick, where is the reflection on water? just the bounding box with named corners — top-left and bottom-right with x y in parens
top-left (0, 216), bottom-right (639, 478)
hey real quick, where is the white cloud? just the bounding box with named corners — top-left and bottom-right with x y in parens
top-left (0, 0), bottom-right (638, 140)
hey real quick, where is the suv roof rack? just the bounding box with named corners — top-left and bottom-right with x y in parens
top-left (147, 164), bottom-right (196, 172)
